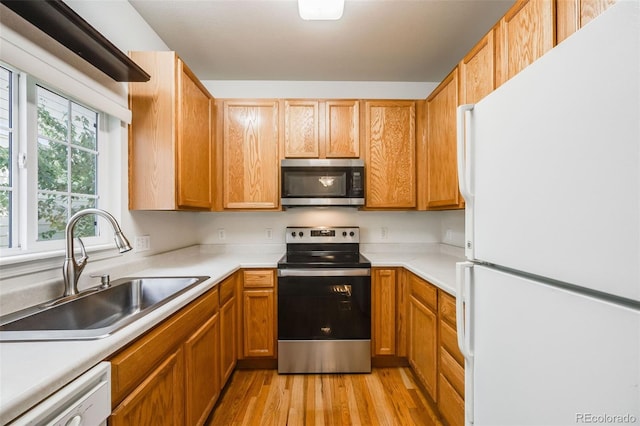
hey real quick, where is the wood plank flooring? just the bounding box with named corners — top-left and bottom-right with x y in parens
top-left (206, 368), bottom-right (444, 426)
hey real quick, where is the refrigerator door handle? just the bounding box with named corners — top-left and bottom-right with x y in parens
top-left (457, 104), bottom-right (476, 259)
top-left (456, 104), bottom-right (475, 202)
top-left (455, 261), bottom-right (474, 359)
top-left (456, 260), bottom-right (475, 426)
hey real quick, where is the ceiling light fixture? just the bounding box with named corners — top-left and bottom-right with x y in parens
top-left (298, 0), bottom-right (345, 20)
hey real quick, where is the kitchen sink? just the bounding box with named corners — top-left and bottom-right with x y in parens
top-left (0, 276), bottom-right (210, 341)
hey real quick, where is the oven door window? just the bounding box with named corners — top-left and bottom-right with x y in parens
top-left (278, 276), bottom-right (371, 340)
top-left (282, 171), bottom-right (347, 198)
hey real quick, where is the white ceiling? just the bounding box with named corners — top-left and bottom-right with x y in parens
top-left (129, 0), bottom-right (516, 83)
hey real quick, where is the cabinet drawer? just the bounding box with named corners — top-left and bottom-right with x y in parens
top-left (110, 288), bottom-right (218, 406)
top-left (439, 290), bottom-right (457, 328)
top-left (408, 273), bottom-right (437, 311)
top-left (440, 319), bottom-right (464, 366)
top-left (219, 275), bottom-right (236, 304)
top-left (440, 346), bottom-right (464, 397)
top-left (438, 373), bottom-right (465, 426)
top-left (243, 269), bottom-right (275, 288)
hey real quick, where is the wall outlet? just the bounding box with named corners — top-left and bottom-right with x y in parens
top-left (217, 228), bottom-right (226, 240)
top-left (444, 229), bottom-right (453, 243)
top-left (265, 228), bottom-right (273, 240)
top-left (135, 235), bottom-right (151, 252)
top-left (381, 227), bottom-right (388, 239)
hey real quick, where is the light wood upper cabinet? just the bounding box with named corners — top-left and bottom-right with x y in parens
top-left (459, 29), bottom-right (496, 105)
top-left (556, 0), bottom-right (616, 43)
top-left (424, 68), bottom-right (464, 210)
top-left (129, 51), bottom-right (213, 211)
top-left (325, 100), bottom-right (360, 158)
top-left (364, 101), bottom-right (416, 208)
top-left (495, 0), bottom-right (555, 87)
top-left (222, 100), bottom-right (280, 209)
top-left (283, 100), bottom-right (360, 158)
top-left (283, 100), bottom-right (319, 158)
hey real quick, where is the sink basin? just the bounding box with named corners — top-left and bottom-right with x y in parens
top-left (0, 276), bottom-right (210, 341)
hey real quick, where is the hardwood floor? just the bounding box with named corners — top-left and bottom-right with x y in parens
top-left (206, 368), bottom-right (444, 426)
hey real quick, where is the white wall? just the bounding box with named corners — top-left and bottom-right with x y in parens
top-left (197, 209), bottom-right (446, 246)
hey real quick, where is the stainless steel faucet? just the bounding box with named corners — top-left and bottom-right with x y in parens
top-left (63, 208), bottom-right (132, 296)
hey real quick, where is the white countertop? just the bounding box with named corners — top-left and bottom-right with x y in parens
top-left (0, 243), bottom-right (463, 424)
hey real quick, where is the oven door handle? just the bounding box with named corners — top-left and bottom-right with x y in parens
top-left (278, 268), bottom-right (371, 277)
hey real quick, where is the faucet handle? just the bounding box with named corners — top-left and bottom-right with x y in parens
top-left (76, 237), bottom-right (88, 268)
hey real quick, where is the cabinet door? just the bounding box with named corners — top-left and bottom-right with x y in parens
top-left (220, 295), bottom-right (237, 384)
top-left (243, 289), bottom-right (275, 357)
top-left (128, 51), bottom-right (177, 210)
top-left (556, 0), bottom-right (616, 43)
top-left (372, 268), bottom-right (396, 356)
top-left (284, 100), bottom-right (319, 158)
top-left (496, 0), bottom-right (555, 87)
top-left (184, 313), bottom-right (220, 426)
top-left (325, 100), bottom-right (360, 158)
top-left (438, 290), bottom-right (465, 425)
top-left (426, 68), bottom-right (463, 210)
top-left (177, 60), bottom-right (213, 209)
top-left (111, 348), bottom-right (185, 426)
top-left (365, 101), bottom-right (416, 208)
top-left (408, 295), bottom-right (438, 401)
top-left (223, 100), bottom-right (279, 209)
top-left (459, 30), bottom-right (496, 105)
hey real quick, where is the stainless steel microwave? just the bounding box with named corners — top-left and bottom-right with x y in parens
top-left (281, 159), bottom-right (365, 207)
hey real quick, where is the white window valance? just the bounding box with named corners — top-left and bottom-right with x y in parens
top-left (0, 23), bottom-right (132, 123)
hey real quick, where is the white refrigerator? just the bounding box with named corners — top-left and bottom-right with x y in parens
top-left (455, 1), bottom-right (640, 425)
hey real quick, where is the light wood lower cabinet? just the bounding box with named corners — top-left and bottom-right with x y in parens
top-left (109, 288), bottom-right (220, 426)
top-left (372, 268), bottom-right (397, 356)
top-left (219, 274), bottom-right (238, 384)
top-left (438, 290), bottom-right (465, 426)
top-left (185, 314), bottom-right (221, 426)
top-left (110, 348), bottom-right (185, 426)
top-left (240, 269), bottom-right (276, 359)
top-left (407, 273), bottom-right (439, 401)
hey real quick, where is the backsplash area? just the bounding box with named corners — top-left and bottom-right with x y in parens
top-left (196, 209), bottom-right (464, 247)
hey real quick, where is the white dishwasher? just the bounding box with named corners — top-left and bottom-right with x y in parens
top-left (9, 362), bottom-right (111, 426)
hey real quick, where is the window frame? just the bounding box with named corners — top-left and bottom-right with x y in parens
top-left (0, 65), bottom-right (115, 258)
top-left (0, 64), bottom-right (20, 250)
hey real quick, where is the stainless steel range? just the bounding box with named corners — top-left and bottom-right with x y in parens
top-left (277, 226), bottom-right (371, 374)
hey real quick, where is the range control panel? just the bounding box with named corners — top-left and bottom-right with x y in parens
top-left (285, 227), bottom-right (360, 244)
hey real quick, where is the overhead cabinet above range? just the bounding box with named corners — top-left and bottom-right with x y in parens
top-left (283, 100), bottom-right (360, 159)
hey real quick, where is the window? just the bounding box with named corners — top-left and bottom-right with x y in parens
top-left (0, 62), bottom-right (114, 256)
top-left (36, 85), bottom-right (99, 241)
